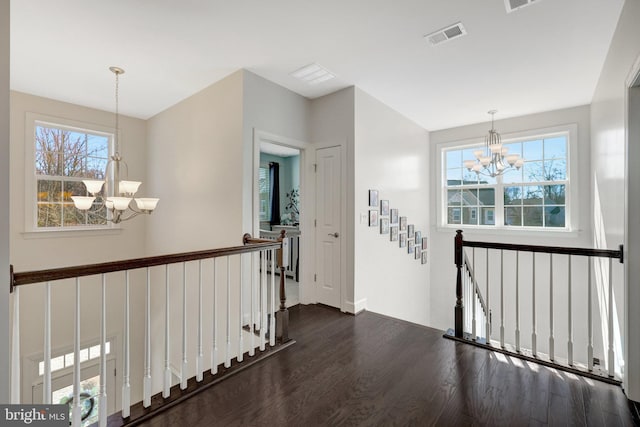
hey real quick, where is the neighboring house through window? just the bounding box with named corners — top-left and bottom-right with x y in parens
top-left (259, 166), bottom-right (270, 221)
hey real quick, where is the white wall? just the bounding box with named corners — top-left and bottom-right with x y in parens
top-left (1, 0), bottom-right (10, 403)
top-left (353, 88), bottom-right (430, 325)
top-left (309, 87), bottom-right (355, 310)
top-left (590, 0), bottom-right (640, 401)
top-left (9, 91), bottom-right (149, 406)
top-left (429, 106), bottom-right (608, 366)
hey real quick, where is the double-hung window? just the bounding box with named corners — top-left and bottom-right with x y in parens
top-left (443, 128), bottom-right (572, 230)
top-left (29, 116), bottom-right (112, 230)
top-left (258, 166), bottom-right (271, 221)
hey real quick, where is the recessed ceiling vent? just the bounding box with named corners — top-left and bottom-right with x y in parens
top-left (290, 63), bottom-right (335, 85)
top-left (424, 22), bottom-right (467, 46)
top-left (505, 0), bottom-right (540, 13)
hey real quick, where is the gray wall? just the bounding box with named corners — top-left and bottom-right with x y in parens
top-left (1, 0), bottom-right (10, 403)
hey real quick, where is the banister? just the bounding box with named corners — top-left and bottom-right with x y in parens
top-left (462, 239), bottom-right (623, 261)
top-left (11, 234), bottom-right (282, 289)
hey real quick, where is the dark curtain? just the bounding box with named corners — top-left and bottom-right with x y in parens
top-left (269, 162), bottom-right (280, 225)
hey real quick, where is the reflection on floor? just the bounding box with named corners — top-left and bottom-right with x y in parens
top-left (272, 275), bottom-right (299, 308)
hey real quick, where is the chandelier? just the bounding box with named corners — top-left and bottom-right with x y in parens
top-left (71, 67), bottom-right (159, 223)
top-left (463, 110), bottom-right (524, 178)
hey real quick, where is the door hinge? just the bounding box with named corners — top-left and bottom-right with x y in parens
top-left (314, 274), bottom-right (317, 282)
top-left (314, 219), bottom-right (317, 227)
top-left (313, 163), bottom-right (317, 172)
top-left (114, 368), bottom-right (117, 377)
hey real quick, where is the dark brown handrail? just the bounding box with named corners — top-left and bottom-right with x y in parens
top-left (11, 234), bottom-right (282, 291)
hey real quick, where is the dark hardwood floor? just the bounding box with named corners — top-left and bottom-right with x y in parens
top-left (141, 304), bottom-right (636, 426)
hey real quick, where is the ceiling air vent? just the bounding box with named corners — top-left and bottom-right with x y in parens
top-left (424, 22), bottom-right (467, 46)
top-left (505, 0), bottom-right (540, 13)
top-left (290, 63), bottom-right (335, 85)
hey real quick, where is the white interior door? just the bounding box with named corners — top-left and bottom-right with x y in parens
top-left (315, 146), bottom-right (342, 308)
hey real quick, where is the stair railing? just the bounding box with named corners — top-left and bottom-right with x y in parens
top-left (453, 229), bottom-right (624, 382)
top-left (9, 231), bottom-right (290, 426)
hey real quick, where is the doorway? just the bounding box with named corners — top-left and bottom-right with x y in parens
top-left (256, 137), bottom-right (302, 307)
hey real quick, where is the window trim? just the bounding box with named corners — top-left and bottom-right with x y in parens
top-left (436, 123), bottom-right (579, 234)
top-left (24, 112), bottom-right (117, 233)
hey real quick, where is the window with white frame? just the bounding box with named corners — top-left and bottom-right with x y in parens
top-left (258, 166), bottom-right (270, 221)
top-left (443, 131), bottom-right (569, 229)
top-left (32, 120), bottom-right (112, 229)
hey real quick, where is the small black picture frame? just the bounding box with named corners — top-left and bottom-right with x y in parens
top-left (422, 237), bottom-right (428, 250)
top-left (380, 218), bottom-right (389, 234)
top-left (380, 199), bottom-right (389, 216)
top-left (390, 208), bottom-right (398, 224)
top-left (407, 224), bottom-right (414, 236)
top-left (415, 231), bottom-right (422, 245)
top-left (415, 248), bottom-right (421, 260)
top-left (408, 243), bottom-right (414, 254)
top-left (421, 250), bottom-right (428, 264)
top-left (390, 226), bottom-right (398, 241)
top-left (399, 216), bottom-right (407, 231)
top-left (369, 209), bottom-right (378, 226)
top-left (369, 190), bottom-right (379, 207)
top-left (399, 232), bottom-right (407, 248)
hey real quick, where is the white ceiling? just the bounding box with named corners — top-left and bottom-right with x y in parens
top-left (10, 0), bottom-right (624, 131)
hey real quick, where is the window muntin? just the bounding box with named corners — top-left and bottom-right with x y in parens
top-left (444, 133), bottom-right (568, 229)
top-left (34, 122), bottom-right (111, 229)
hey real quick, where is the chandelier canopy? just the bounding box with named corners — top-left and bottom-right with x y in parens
top-left (71, 67), bottom-right (159, 223)
top-left (464, 110), bottom-right (524, 178)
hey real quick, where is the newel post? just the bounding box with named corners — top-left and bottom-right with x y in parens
top-left (276, 230), bottom-right (289, 343)
top-left (454, 230), bottom-right (464, 338)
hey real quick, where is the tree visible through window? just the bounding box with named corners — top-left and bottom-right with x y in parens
top-left (35, 122), bottom-right (111, 228)
top-left (259, 166), bottom-right (270, 221)
top-left (444, 134), bottom-right (568, 229)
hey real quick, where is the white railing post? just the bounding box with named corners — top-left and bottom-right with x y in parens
top-left (515, 251), bottom-right (520, 353)
top-left (588, 257), bottom-right (594, 371)
top-left (485, 248), bottom-right (490, 342)
top-left (211, 259), bottom-right (218, 375)
top-left (260, 251), bottom-right (267, 351)
top-left (181, 263), bottom-right (188, 390)
top-left (549, 254), bottom-right (554, 362)
top-left (122, 271), bottom-right (131, 418)
top-left (44, 283), bottom-right (51, 404)
top-left (143, 268), bottom-right (151, 408)
top-left (11, 287), bottom-right (20, 404)
top-left (249, 253), bottom-right (255, 357)
top-left (567, 255), bottom-right (573, 366)
top-left (532, 253), bottom-right (537, 357)
top-left (197, 260), bottom-right (204, 382)
top-left (72, 278), bottom-right (81, 427)
top-left (163, 265), bottom-right (171, 398)
top-left (225, 257), bottom-right (231, 368)
top-left (500, 250), bottom-right (504, 349)
top-left (472, 248), bottom-right (476, 341)
top-left (100, 275), bottom-right (107, 426)
top-left (270, 249), bottom-right (276, 347)
top-left (608, 257), bottom-right (614, 377)
top-left (238, 254), bottom-right (244, 363)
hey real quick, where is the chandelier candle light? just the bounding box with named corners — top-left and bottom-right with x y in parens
top-left (464, 110), bottom-right (525, 178)
top-left (71, 67), bottom-right (159, 223)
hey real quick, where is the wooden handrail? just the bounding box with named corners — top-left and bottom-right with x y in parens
top-left (462, 238), bottom-right (623, 261)
top-left (11, 234), bottom-right (282, 291)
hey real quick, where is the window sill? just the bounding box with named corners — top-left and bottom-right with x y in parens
top-left (436, 224), bottom-right (582, 239)
top-left (21, 227), bottom-right (122, 239)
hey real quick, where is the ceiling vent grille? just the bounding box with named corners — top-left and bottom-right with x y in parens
top-left (505, 0), bottom-right (540, 13)
top-left (424, 22), bottom-right (467, 46)
top-left (290, 63), bottom-right (335, 85)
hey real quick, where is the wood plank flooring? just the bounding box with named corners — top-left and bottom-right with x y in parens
top-left (141, 304), bottom-right (636, 426)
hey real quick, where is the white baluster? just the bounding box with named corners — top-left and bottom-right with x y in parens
top-left (608, 257), bottom-right (614, 377)
top-left (100, 275), bottom-right (107, 426)
top-left (122, 272), bottom-right (131, 418)
top-left (515, 251), bottom-right (520, 353)
top-left (72, 278), bottom-right (81, 427)
top-left (143, 268), bottom-right (151, 407)
top-left (270, 249), bottom-right (276, 347)
top-left (485, 248), bottom-right (490, 343)
top-left (500, 250), bottom-right (504, 349)
top-left (567, 255), bottom-right (573, 366)
top-left (197, 260), bottom-right (203, 382)
top-left (44, 283), bottom-right (51, 404)
top-left (588, 257), bottom-right (593, 371)
top-left (225, 257), bottom-right (231, 368)
top-left (211, 259), bottom-right (218, 375)
top-left (260, 251), bottom-right (267, 351)
top-left (549, 254), bottom-right (554, 362)
top-left (181, 263), bottom-right (188, 390)
top-left (249, 252), bottom-right (255, 357)
top-left (472, 248), bottom-right (476, 341)
top-left (163, 265), bottom-right (171, 398)
top-left (11, 287), bottom-right (20, 404)
top-left (238, 254), bottom-right (244, 363)
top-left (532, 253), bottom-right (537, 357)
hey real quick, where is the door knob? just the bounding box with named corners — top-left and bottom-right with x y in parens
top-left (328, 232), bottom-right (339, 238)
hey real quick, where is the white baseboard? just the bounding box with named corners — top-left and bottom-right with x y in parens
top-left (343, 298), bottom-right (367, 315)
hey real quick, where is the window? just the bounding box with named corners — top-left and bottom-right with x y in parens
top-left (259, 166), bottom-right (270, 221)
top-left (443, 130), bottom-right (570, 230)
top-left (32, 120), bottom-right (112, 229)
